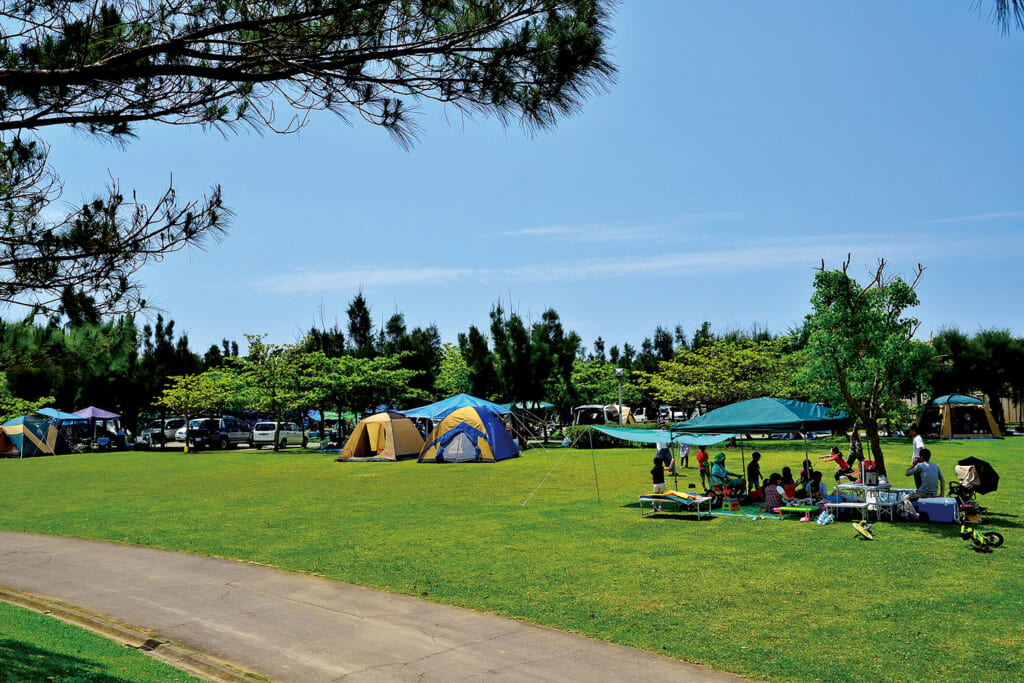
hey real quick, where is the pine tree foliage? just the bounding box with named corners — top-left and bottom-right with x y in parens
top-left (0, 0), bottom-right (615, 314)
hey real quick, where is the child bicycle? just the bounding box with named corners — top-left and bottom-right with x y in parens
top-left (959, 524), bottom-right (1004, 553)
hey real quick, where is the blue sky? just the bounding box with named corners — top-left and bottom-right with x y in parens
top-left (42, 2), bottom-right (1024, 355)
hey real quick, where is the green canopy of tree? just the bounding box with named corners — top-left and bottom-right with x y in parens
top-left (0, 372), bottom-right (53, 423)
top-left (0, 0), bottom-right (615, 315)
top-left (568, 359), bottom-right (641, 407)
top-left (635, 337), bottom-right (800, 413)
top-left (797, 257), bottom-right (936, 474)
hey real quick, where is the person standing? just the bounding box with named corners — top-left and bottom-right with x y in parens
top-left (651, 456), bottom-right (666, 494)
top-left (696, 446), bottom-right (710, 489)
top-left (678, 442), bottom-right (690, 469)
top-left (655, 441), bottom-right (675, 474)
top-left (908, 424), bottom-right (925, 488)
top-left (746, 451), bottom-right (762, 490)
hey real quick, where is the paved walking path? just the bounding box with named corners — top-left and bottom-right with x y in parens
top-left (0, 531), bottom-right (748, 682)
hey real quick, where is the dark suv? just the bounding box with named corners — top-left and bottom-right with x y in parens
top-left (186, 416), bottom-right (253, 450)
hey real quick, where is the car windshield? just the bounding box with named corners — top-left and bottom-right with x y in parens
top-left (188, 419), bottom-right (203, 428)
top-left (255, 423), bottom-right (275, 431)
top-left (147, 420), bottom-right (164, 429)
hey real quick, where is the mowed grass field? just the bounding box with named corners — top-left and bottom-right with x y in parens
top-left (0, 601), bottom-right (203, 683)
top-left (0, 437), bottom-right (1021, 682)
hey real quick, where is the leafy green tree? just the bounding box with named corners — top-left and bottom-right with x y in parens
top-left (0, 1), bottom-right (614, 314)
top-left (155, 370), bottom-right (247, 449)
top-left (636, 337), bottom-right (800, 415)
top-left (0, 372), bottom-right (52, 422)
top-left (435, 343), bottom-right (473, 397)
top-left (305, 352), bottom-right (423, 418)
top-left (234, 334), bottom-right (308, 450)
top-left (798, 257), bottom-right (936, 474)
top-left (569, 359), bottom-right (641, 407)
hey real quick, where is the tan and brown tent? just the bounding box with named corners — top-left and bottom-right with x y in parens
top-left (918, 395), bottom-right (1003, 440)
top-left (336, 411), bottom-right (425, 462)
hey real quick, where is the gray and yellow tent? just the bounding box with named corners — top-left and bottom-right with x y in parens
top-left (919, 395), bottom-right (1002, 440)
top-left (336, 411), bottom-right (425, 462)
top-left (0, 414), bottom-right (73, 457)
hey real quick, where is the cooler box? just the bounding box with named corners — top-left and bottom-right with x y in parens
top-left (912, 497), bottom-right (958, 523)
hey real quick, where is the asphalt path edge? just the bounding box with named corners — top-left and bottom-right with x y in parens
top-left (0, 587), bottom-right (257, 683)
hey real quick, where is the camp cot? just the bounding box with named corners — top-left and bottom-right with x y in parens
top-left (336, 411), bottom-right (425, 462)
top-left (418, 406), bottom-right (520, 463)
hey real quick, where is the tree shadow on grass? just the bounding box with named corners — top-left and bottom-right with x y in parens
top-left (0, 638), bottom-right (135, 683)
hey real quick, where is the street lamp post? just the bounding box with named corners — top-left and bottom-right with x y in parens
top-left (615, 368), bottom-right (624, 425)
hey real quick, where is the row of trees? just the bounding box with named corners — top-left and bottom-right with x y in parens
top-left (2, 261), bottom-right (1024, 465)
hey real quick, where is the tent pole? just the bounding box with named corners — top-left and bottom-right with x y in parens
top-left (590, 428), bottom-right (601, 503)
top-left (739, 439), bottom-right (745, 495)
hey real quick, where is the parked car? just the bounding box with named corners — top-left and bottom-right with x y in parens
top-left (180, 416), bottom-right (253, 450)
top-left (252, 421), bottom-right (308, 449)
top-left (139, 417), bottom-right (186, 446)
top-left (571, 404), bottom-right (636, 425)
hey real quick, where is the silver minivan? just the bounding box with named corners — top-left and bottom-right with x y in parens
top-left (252, 421), bottom-right (307, 449)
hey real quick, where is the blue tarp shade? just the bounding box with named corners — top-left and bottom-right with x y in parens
top-left (592, 426), bottom-right (738, 446)
top-left (673, 397), bottom-right (848, 434)
top-left (37, 407), bottom-right (86, 422)
top-left (402, 393), bottom-right (511, 421)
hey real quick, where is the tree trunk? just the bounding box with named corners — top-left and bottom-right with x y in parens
top-left (863, 419), bottom-right (887, 477)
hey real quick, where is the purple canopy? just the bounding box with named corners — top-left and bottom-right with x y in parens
top-left (73, 406), bottom-right (121, 419)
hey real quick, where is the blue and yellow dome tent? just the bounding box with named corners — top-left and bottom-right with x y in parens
top-left (418, 406), bottom-right (520, 463)
top-left (0, 414), bottom-right (73, 457)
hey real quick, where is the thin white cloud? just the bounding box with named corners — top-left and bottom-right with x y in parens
top-left (921, 210), bottom-right (1024, 224)
top-left (257, 230), bottom-right (1022, 294)
top-left (499, 212), bottom-right (752, 243)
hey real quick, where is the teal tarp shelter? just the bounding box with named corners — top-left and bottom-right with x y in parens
top-left (673, 397), bottom-right (848, 434)
top-left (402, 393), bottom-right (511, 421)
top-left (673, 398), bottom-right (849, 489)
top-left (591, 426), bottom-right (738, 446)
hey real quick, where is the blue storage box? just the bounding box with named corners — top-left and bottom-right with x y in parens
top-left (912, 497), bottom-right (958, 523)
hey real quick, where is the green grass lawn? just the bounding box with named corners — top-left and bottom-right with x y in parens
top-left (0, 437), bottom-right (1021, 682)
top-left (0, 600), bottom-right (203, 682)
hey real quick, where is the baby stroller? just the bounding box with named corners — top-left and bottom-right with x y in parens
top-left (949, 456), bottom-right (999, 523)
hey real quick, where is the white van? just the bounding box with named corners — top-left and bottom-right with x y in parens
top-left (252, 421), bottom-right (307, 449)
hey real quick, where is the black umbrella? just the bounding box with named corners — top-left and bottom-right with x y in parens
top-left (957, 456), bottom-right (999, 495)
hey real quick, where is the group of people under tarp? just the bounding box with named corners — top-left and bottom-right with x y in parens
top-left (649, 425), bottom-right (949, 521)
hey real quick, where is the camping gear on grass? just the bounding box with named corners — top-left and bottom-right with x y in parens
top-left (912, 497), bottom-right (959, 524)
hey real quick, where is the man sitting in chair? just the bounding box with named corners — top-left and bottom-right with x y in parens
top-left (710, 452), bottom-right (745, 493)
